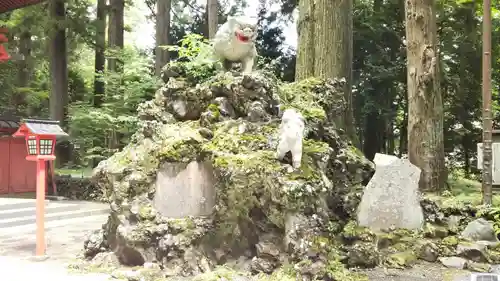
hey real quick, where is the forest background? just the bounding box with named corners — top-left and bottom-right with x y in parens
top-left (0, 0), bottom-right (498, 188)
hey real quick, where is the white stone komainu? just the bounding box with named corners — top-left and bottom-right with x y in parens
top-left (212, 16), bottom-right (258, 73)
top-left (276, 108), bottom-right (305, 169)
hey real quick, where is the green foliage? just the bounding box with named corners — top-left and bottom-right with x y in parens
top-left (164, 33), bottom-right (218, 82)
top-left (1, 0), bottom-right (498, 178)
top-left (69, 46), bottom-right (160, 165)
top-left (165, 34), bottom-right (211, 61)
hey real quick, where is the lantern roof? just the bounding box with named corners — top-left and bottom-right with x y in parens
top-left (13, 118), bottom-right (68, 138)
top-left (0, 0), bottom-right (46, 14)
top-left (0, 114), bottom-right (20, 136)
top-left (0, 115), bottom-right (20, 129)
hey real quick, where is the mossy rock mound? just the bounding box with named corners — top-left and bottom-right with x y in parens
top-left (337, 205), bottom-right (500, 271)
top-left (84, 63), bottom-right (374, 280)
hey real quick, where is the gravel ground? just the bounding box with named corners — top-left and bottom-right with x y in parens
top-left (359, 262), bottom-right (471, 281)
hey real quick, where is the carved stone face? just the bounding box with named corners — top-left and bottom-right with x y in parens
top-left (233, 20), bottom-right (257, 43)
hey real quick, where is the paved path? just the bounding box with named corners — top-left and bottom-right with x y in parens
top-left (0, 256), bottom-right (112, 281)
top-left (0, 198), bottom-right (109, 260)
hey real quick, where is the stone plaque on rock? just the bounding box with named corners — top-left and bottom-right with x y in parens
top-left (153, 161), bottom-right (216, 218)
top-left (357, 153), bottom-right (424, 230)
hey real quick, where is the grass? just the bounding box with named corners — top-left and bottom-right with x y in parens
top-left (55, 167), bottom-right (93, 178)
top-left (425, 175), bottom-right (500, 208)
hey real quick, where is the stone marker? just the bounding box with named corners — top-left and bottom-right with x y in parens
top-left (153, 161), bottom-right (216, 218)
top-left (357, 153), bottom-right (424, 231)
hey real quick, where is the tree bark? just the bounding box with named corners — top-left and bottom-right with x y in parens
top-left (405, 0), bottom-right (445, 191)
top-left (313, 0), bottom-right (344, 79)
top-left (107, 0), bottom-right (124, 150)
top-left (49, 0), bottom-right (69, 166)
top-left (295, 0), bottom-right (315, 80)
top-left (155, 0), bottom-right (171, 76)
top-left (207, 0), bottom-right (218, 39)
top-left (94, 0), bottom-right (106, 106)
top-left (312, 0), bottom-right (358, 145)
top-left (107, 0), bottom-right (124, 73)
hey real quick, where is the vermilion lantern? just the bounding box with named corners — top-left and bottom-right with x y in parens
top-left (14, 119), bottom-right (67, 161)
top-left (12, 119), bottom-right (68, 257)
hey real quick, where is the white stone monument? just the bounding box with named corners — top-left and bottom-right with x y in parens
top-left (357, 153), bottom-right (424, 231)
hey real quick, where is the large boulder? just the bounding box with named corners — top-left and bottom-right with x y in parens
top-left (84, 62), bottom-right (374, 279)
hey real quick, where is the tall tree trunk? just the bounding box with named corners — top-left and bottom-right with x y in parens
top-left (387, 120), bottom-right (395, 154)
top-left (49, 0), bottom-right (69, 167)
top-left (17, 31), bottom-right (33, 116)
top-left (463, 136), bottom-right (470, 177)
top-left (94, 0), bottom-right (106, 106)
top-left (344, 0), bottom-right (358, 146)
top-left (405, 0), bottom-right (445, 191)
top-left (107, 0), bottom-right (124, 73)
top-left (155, 0), bottom-right (171, 76)
top-left (295, 0), bottom-right (315, 80)
top-left (363, 111), bottom-right (382, 160)
top-left (107, 0), bottom-right (124, 150)
top-left (457, 2), bottom-right (477, 179)
top-left (207, 0), bottom-right (218, 39)
top-left (17, 31), bottom-right (31, 87)
top-left (313, 0), bottom-right (358, 144)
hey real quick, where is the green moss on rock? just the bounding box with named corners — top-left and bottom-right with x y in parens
top-left (384, 251), bottom-right (417, 269)
top-left (423, 223), bottom-right (449, 238)
top-left (441, 236), bottom-right (459, 247)
top-left (342, 221), bottom-right (375, 242)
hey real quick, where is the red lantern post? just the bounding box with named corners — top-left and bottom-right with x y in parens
top-left (12, 119), bottom-right (68, 256)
